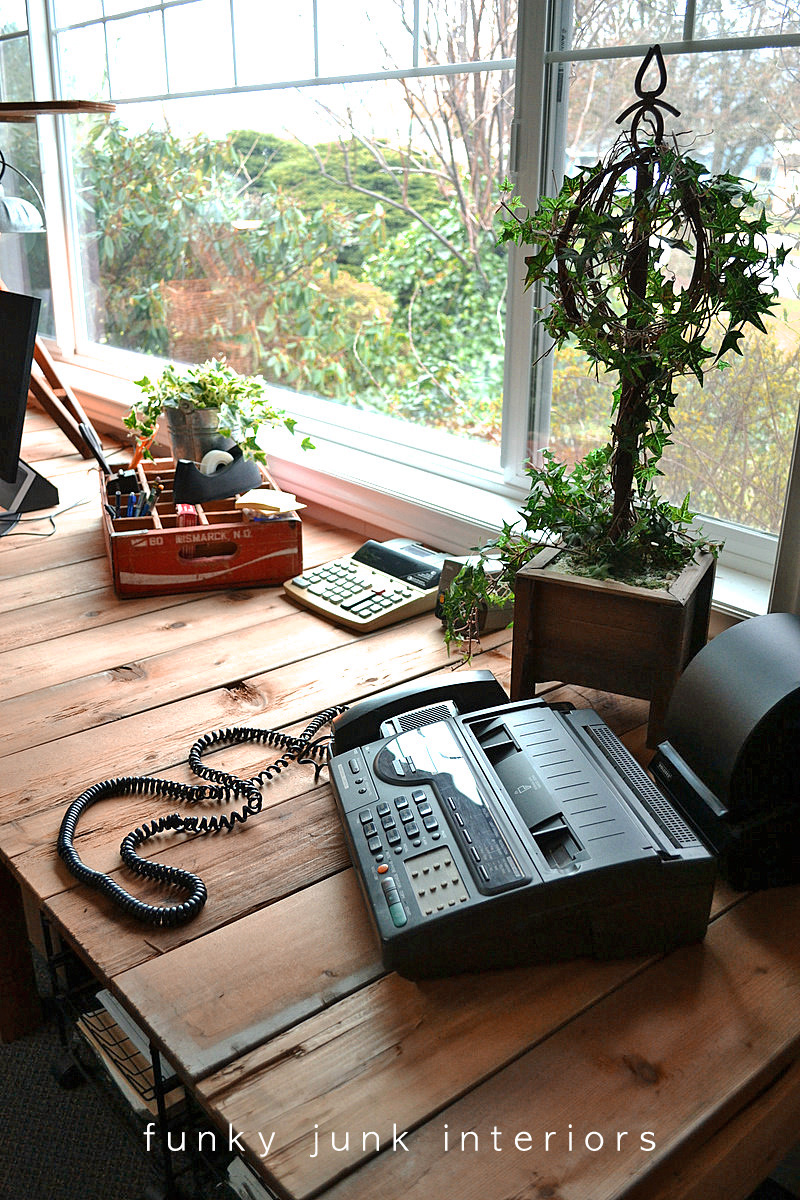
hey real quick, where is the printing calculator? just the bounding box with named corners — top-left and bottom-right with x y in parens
top-left (284, 538), bottom-right (446, 631)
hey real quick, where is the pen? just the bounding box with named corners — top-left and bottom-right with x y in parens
top-left (126, 492), bottom-right (136, 517)
top-left (144, 481), bottom-right (164, 515)
top-left (114, 488), bottom-right (121, 518)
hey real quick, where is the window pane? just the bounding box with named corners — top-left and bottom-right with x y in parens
top-left (0, 32), bottom-right (33, 100)
top-left (694, 0), bottom-right (800, 39)
top-left (535, 47), bottom-right (800, 536)
top-left (570, 0), bottom-right (685, 51)
top-left (107, 13), bottom-right (167, 99)
top-left (165, 0), bottom-right (234, 92)
top-left (0, 3), bottom-right (28, 34)
top-left (232, 0), bottom-right (314, 84)
top-left (71, 4), bottom-right (516, 461)
top-left (316, 0), bottom-right (412, 75)
top-left (103, 0), bottom-right (151, 15)
top-left (51, 0), bottom-right (102, 26)
top-left (57, 25), bottom-right (110, 100)
top-left (422, 0), bottom-right (516, 61)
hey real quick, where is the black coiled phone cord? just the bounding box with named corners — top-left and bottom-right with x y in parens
top-left (57, 705), bottom-right (347, 928)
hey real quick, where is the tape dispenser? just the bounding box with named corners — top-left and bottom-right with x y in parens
top-left (172, 446), bottom-right (263, 504)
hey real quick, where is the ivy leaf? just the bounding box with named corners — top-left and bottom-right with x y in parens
top-left (715, 328), bottom-right (745, 360)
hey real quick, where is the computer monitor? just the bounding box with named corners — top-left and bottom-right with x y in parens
top-left (0, 288), bottom-right (58, 534)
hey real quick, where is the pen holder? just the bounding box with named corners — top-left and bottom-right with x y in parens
top-left (100, 458), bottom-right (303, 597)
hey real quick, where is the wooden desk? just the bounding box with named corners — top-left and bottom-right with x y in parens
top-left (2, 413), bottom-right (799, 1200)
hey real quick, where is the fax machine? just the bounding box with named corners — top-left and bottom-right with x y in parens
top-left (329, 672), bottom-right (715, 978)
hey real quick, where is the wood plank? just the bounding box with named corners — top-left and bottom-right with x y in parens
top-left (15, 426), bottom-right (85, 462)
top-left (0, 525), bottom-right (106, 576)
top-left (0, 609), bottom-right (352, 816)
top-left (131, 872), bottom-right (741, 1085)
top-left (20, 409), bottom-right (59, 434)
top-left (44, 788), bottom-right (354, 982)
top-left (199, 887), bottom-right (800, 1200)
top-left (5, 742), bottom-right (331, 901)
top-left (0, 99), bottom-right (115, 120)
top-left (0, 513), bottom-right (105, 578)
top-left (0, 611), bottom-right (506, 755)
top-left (624, 1054), bottom-right (800, 1200)
top-left (115, 869), bottom-right (384, 1082)
top-left (0, 611), bottom-right (510, 804)
top-left (0, 589), bottom-right (349, 701)
top-left (0, 583), bottom-right (198, 653)
top-left (0, 557), bottom-right (124, 618)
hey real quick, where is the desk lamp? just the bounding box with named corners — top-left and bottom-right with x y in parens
top-left (0, 147), bottom-right (46, 234)
top-left (0, 147), bottom-right (53, 533)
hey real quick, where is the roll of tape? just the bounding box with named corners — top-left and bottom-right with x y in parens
top-left (200, 449), bottom-right (234, 476)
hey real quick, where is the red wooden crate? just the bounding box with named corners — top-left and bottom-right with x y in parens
top-left (101, 459), bottom-right (303, 597)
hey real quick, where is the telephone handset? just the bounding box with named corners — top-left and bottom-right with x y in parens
top-left (330, 669), bottom-right (509, 754)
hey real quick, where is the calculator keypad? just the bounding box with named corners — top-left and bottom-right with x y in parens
top-left (286, 558), bottom-right (428, 629)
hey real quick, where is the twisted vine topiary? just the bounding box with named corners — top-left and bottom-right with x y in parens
top-left (443, 44), bottom-right (788, 653)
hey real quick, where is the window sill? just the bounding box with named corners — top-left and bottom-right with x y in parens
top-left (712, 564), bottom-right (770, 620)
top-left (66, 357), bottom-right (773, 620)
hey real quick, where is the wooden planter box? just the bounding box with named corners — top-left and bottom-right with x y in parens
top-left (510, 549), bottom-right (716, 746)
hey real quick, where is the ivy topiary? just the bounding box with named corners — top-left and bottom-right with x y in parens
top-left (443, 45), bottom-right (788, 653)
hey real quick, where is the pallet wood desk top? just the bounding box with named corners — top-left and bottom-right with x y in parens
top-left (2, 412), bottom-right (799, 1200)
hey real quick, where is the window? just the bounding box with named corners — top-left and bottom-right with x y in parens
top-left (51, 0), bottom-right (517, 493)
top-left (4, 1), bottom-right (800, 599)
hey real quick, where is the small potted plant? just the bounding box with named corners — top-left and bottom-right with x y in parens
top-left (125, 357), bottom-right (313, 466)
top-left (441, 46), bottom-right (787, 742)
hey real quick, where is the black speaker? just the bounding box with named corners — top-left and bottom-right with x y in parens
top-left (650, 613), bottom-right (800, 890)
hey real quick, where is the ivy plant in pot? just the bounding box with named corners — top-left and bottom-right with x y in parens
top-left (125, 356), bottom-right (313, 466)
top-left (441, 46), bottom-right (787, 744)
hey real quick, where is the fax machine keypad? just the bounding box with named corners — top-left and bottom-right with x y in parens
top-left (405, 846), bottom-right (470, 916)
top-left (356, 787), bottom-right (442, 861)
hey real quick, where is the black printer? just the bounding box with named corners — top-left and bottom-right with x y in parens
top-left (650, 611), bottom-right (800, 892)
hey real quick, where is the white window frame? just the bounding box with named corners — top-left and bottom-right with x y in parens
top-left (14, 0), bottom-right (800, 615)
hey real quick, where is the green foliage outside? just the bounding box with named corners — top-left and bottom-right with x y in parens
top-left (75, 121), bottom-right (395, 408)
top-left (549, 324), bottom-right (800, 536)
top-left (75, 120), bottom-right (506, 439)
top-left (226, 129), bottom-right (444, 245)
top-left (361, 210), bottom-right (507, 435)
